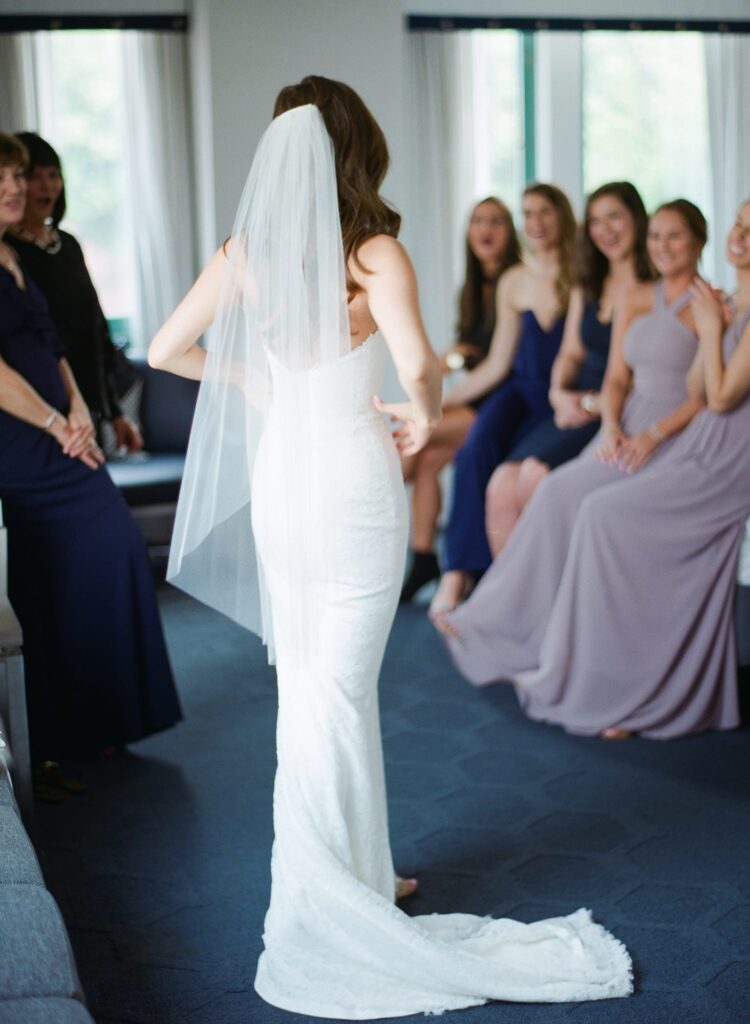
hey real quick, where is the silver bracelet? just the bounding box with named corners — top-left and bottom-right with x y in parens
top-left (647, 423), bottom-right (665, 444)
top-left (41, 409), bottom-right (58, 431)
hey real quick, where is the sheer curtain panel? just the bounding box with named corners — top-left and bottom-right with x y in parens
top-left (407, 32), bottom-right (475, 354)
top-left (122, 32), bottom-right (196, 352)
top-left (704, 34), bottom-right (750, 289)
top-left (0, 34), bottom-right (39, 132)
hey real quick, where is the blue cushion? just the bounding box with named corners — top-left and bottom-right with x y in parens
top-left (0, 888), bottom-right (82, 999)
top-left (131, 358), bottom-right (199, 453)
top-left (0, 805), bottom-right (44, 884)
top-left (106, 454), bottom-right (186, 507)
top-left (0, 1000), bottom-right (94, 1023)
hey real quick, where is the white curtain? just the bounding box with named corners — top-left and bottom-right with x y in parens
top-left (704, 34), bottom-right (750, 289)
top-left (122, 32), bottom-right (196, 351)
top-left (406, 32), bottom-right (476, 354)
top-left (0, 34), bottom-right (40, 132)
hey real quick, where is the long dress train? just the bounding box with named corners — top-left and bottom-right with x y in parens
top-left (251, 333), bottom-right (631, 1019)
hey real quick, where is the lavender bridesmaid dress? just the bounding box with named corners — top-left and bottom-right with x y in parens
top-left (444, 281), bottom-right (698, 685)
top-left (514, 309), bottom-right (750, 738)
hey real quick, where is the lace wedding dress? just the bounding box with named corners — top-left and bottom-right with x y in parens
top-left (168, 104), bottom-right (633, 1019)
top-left (252, 333), bottom-right (631, 1018)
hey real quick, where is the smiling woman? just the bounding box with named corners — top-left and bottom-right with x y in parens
top-left (430, 182), bottom-right (576, 615)
top-left (0, 131), bottom-right (181, 795)
top-left (399, 196), bottom-right (521, 603)
top-left (439, 201), bottom-right (710, 718)
top-left (8, 132), bottom-right (143, 451)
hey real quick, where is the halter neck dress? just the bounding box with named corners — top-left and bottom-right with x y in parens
top-left (515, 308), bottom-right (750, 737)
top-left (444, 282), bottom-right (698, 686)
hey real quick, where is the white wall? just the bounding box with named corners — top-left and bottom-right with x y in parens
top-left (189, 0), bottom-right (407, 259)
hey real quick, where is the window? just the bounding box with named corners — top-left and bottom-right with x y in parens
top-left (470, 30), bottom-right (527, 215)
top-left (582, 32), bottom-right (711, 215)
top-left (35, 31), bottom-right (135, 345)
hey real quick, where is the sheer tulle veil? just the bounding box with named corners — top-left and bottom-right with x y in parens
top-left (167, 104), bottom-right (350, 662)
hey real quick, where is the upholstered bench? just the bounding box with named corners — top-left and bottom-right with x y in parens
top-left (0, 769), bottom-right (95, 1022)
top-left (105, 357), bottom-right (199, 552)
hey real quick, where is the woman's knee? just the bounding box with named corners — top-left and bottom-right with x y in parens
top-left (517, 458), bottom-right (549, 504)
top-left (486, 462), bottom-right (520, 501)
top-left (416, 445), bottom-right (454, 477)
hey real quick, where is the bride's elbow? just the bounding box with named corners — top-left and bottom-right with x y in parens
top-left (147, 333), bottom-right (169, 371)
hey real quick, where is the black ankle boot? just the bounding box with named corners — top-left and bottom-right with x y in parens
top-left (400, 551), bottom-right (440, 603)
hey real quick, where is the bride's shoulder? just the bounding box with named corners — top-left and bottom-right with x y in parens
top-left (351, 235), bottom-right (413, 283)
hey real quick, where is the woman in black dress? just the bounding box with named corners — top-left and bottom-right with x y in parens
top-left (8, 131), bottom-right (142, 451)
top-left (0, 134), bottom-right (181, 794)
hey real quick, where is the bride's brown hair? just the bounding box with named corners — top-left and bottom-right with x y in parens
top-left (273, 75), bottom-right (401, 296)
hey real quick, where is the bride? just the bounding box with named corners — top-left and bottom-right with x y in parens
top-left (149, 75), bottom-right (632, 1018)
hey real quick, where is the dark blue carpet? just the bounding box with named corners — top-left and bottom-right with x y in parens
top-left (35, 587), bottom-right (750, 1024)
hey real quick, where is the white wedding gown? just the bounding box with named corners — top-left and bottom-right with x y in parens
top-left (251, 331), bottom-right (632, 1019)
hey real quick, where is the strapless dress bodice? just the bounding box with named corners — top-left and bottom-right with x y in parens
top-left (266, 332), bottom-right (387, 433)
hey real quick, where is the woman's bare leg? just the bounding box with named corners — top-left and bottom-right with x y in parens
top-left (411, 446), bottom-right (457, 551)
top-left (429, 570), bottom-right (471, 618)
top-left (485, 457), bottom-right (550, 557)
top-left (517, 457), bottom-right (549, 506)
top-left (411, 407), bottom-right (475, 546)
top-left (485, 462), bottom-right (523, 558)
top-left (401, 407), bottom-right (477, 603)
top-left (400, 452), bottom-right (419, 483)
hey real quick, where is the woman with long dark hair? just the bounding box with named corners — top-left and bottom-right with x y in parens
top-left (400, 196), bottom-right (521, 601)
top-left (150, 76), bottom-right (630, 1017)
top-left (0, 133), bottom-right (181, 793)
top-left (8, 132), bottom-right (141, 450)
top-left (430, 182), bottom-right (578, 615)
top-left (438, 201), bottom-right (708, 697)
top-left (484, 181), bottom-right (653, 557)
top-left (511, 202), bottom-right (750, 739)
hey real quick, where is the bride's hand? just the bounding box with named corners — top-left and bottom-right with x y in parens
top-left (373, 396), bottom-right (435, 456)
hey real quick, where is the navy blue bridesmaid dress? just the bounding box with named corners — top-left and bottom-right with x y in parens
top-left (508, 300), bottom-right (612, 468)
top-left (443, 310), bottom-right (565, 577)
top-left (0, 265), bottom-right (182, 761)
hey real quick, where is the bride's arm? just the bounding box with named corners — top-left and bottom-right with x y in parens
top-left (355, 235), bottom-right (442, 428)
top-left (148, 247), bottom-right (228, 379)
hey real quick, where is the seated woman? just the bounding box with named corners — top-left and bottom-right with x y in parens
top-left (0, 134), bottom-right (181, 798)
top-left (8, 132), bottom-right (142, 452)
top-left (400, 197), bottom-right (521, 601)
top-left (430, 183), bottom-right (577, 615)
top-left (485, 182), bottom-right (653, 558)
top-left (512, 203), bottom-right (750, 739)
top-left (437, 200), bottom-right (708, 689)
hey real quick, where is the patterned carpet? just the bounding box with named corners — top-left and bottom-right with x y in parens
top-left (35, 587), bottom-right (750, 1024)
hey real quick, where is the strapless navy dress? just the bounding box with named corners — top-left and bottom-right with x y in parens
top-left (0, 266), bottom-right (181, 761)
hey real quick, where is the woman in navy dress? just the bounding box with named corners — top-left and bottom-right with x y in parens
top-left (8, 132), bottom-right (142, 451)
top-left (0, 134), bottom-right (181, 777)
top-left (430, 183), bottom-right (577, 615)
top-left (485, 182), bottom-right (654, 557)
top-left (399, 197), bottom-right (521, 602)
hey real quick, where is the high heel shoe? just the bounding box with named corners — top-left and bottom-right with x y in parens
top-left (400, 551), bottom-right (440, 603)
